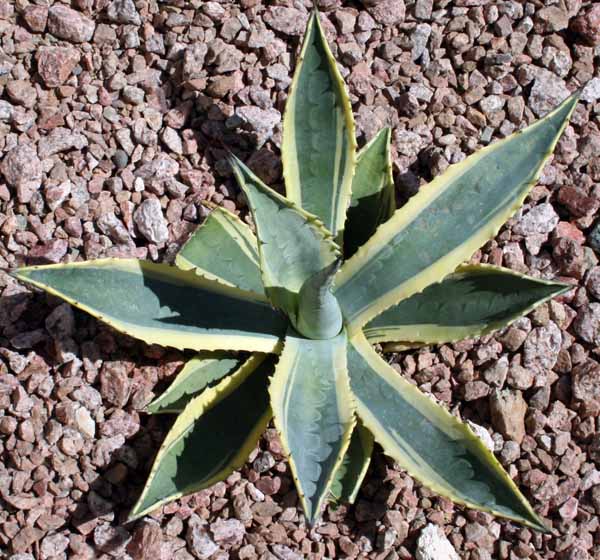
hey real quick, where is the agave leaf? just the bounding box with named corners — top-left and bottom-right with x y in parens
top-left (329, 422), bottom-right (374, 505)
top-left (296, 259), bottom-right (343, 340)
top-left (344, 128), bottom-right (395, 259)
top-left (176, 206), bottom-right (264, 296)
top-left (282, 10), bottom-right (357, 240)
top-left (230, 155), bottom-right (340, 319)
top-left (269, 328), bottom-right (355, 523)
top-left (347, 332), bottom-right (547, 531)
top-left (12, 259), bottom-right (285, 353)
top-left (335, 93), bottom-right (580, 332)
top-left (364, 264), bottom-right (570, 345)
top-left (147, 352), bottom-right (245, 414)
top-left (129, 354), bottom-right (274, 520)
top-left (381, 342), bottom-right (425, 353)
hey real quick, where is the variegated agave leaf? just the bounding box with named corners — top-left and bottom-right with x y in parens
top-left (329, 422), bottom-right (374, 505)
top-left (336, 91), bottom-right (580, 333)
top-left (346, 334), bottom-right (547, 531)
top-left (366, 264), bottom-right (570, 348)
top-left (282, 10), bottom-right (356, 242)
top-left (129, 354), bottom-right (274, 521)
top-left (269, 328), bottom-right (355, 523)
top-left (344, 127), bottom-right (395, 258)
top-left (229, 154), bottom-right (340, 323)
top-left (11, 6), bottom-right (580, 531)
top-left (147, 352), bottom-right (246, 414)
top-left (176, 206), bottom-right (264, 296)
top-left (13, 259), bottom-right (285, 353)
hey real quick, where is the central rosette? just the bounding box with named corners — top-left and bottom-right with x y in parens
top-left (293, 259), bottom-right (343, 340)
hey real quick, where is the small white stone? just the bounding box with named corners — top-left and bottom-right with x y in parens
top-left (272, 544), bottom-right (303, 560)
top-left (246, 482), bottom-right (265, 502)
top-left (115, 128), bottom-right (135, 155)
top-left (236, 106), bottom-right (281, 146)
top-left (40, 533), bottom-right (69, 558)
top-left (44, 180), bottom-right (71, 211)
top-left (0, 100), bottom-right (13, 121)
top-left (513, 202), bottom-right (559, 236)
top-left (106, 0), bottom-right (141, 25)
top-left (75, 406), bottom-right (96, 438)
top-left (134, 198), bottom-right (169, 244)
top-left (210, 518), bottom-right (245, 546)
top-left (416, 524), bottom-right (460, 560)
top-left (122, 85), bottom-right (144, 105)
top-left (582, 78), bottom-right (600, 103)
top-left (97, 212), bottom-right (132, 245)
top-left (394, 130), bottom-right (424, 157)
top-left (409, 83), bottom-right (433, 102)
top-left (161, 126), bottom-right (183, 154)
top-left (187, 514), bottom-right (219, 560)
top-left (529, 70), bottom-right (569, 117)
top-left (203, 1), bottom-right (225, 19)
top-left (479, 95), bottom-right (506, 114)
top-left (144, 107), bottom-right (163, 131)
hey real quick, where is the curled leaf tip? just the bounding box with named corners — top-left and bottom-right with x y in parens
top-left (295, 260), bottom-right (344, 339)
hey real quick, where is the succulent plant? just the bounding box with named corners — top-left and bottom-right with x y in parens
top-left (12, 9), bottom-right (579, 530)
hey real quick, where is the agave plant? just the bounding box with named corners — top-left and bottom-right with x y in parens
top-left (12, 10), bottom-right (579, 529)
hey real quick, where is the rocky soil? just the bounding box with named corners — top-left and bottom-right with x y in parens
top-left (1, 0), bottom-right (600, 558)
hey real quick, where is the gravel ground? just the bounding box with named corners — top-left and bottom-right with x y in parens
top-left (1, 0), bottom-right (600, 558)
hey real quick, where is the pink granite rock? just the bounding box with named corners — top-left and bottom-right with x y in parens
top-left (22, 4), bottom-right (48, 32)
top-left (36, 47), bottom-right (80, 87)
top-left (47, 5), bottom-right (95, 43)
top-left (0, 144), bottom-right (42, 203)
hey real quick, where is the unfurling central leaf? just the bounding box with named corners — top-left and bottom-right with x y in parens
top-left (295, 259), bottom-right (343, 339)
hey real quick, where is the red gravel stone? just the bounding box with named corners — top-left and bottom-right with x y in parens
top-left (127, 521), bottom-right (163, 560)
top-left (555, 221), bottom-right (586, 244)
top-left (22, 4), bottom-right (48, 32)
top-left (0, 143), bottom-right (42, 203)
top-left (571, 5), bottom-right (600, 46)
top-left (28, 239), bottom-right (68, 264)
top-left (36, 47), bottom-right (81, 87)
top-left (558, 185), bottom-right (599, 218)
top-left (47, 4), bottom-right (95, 43)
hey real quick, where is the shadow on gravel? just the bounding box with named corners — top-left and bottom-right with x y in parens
top-left (1, 288), bottom-right (405, 555)
top-left (0, 286), bottom-right (177, 549)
